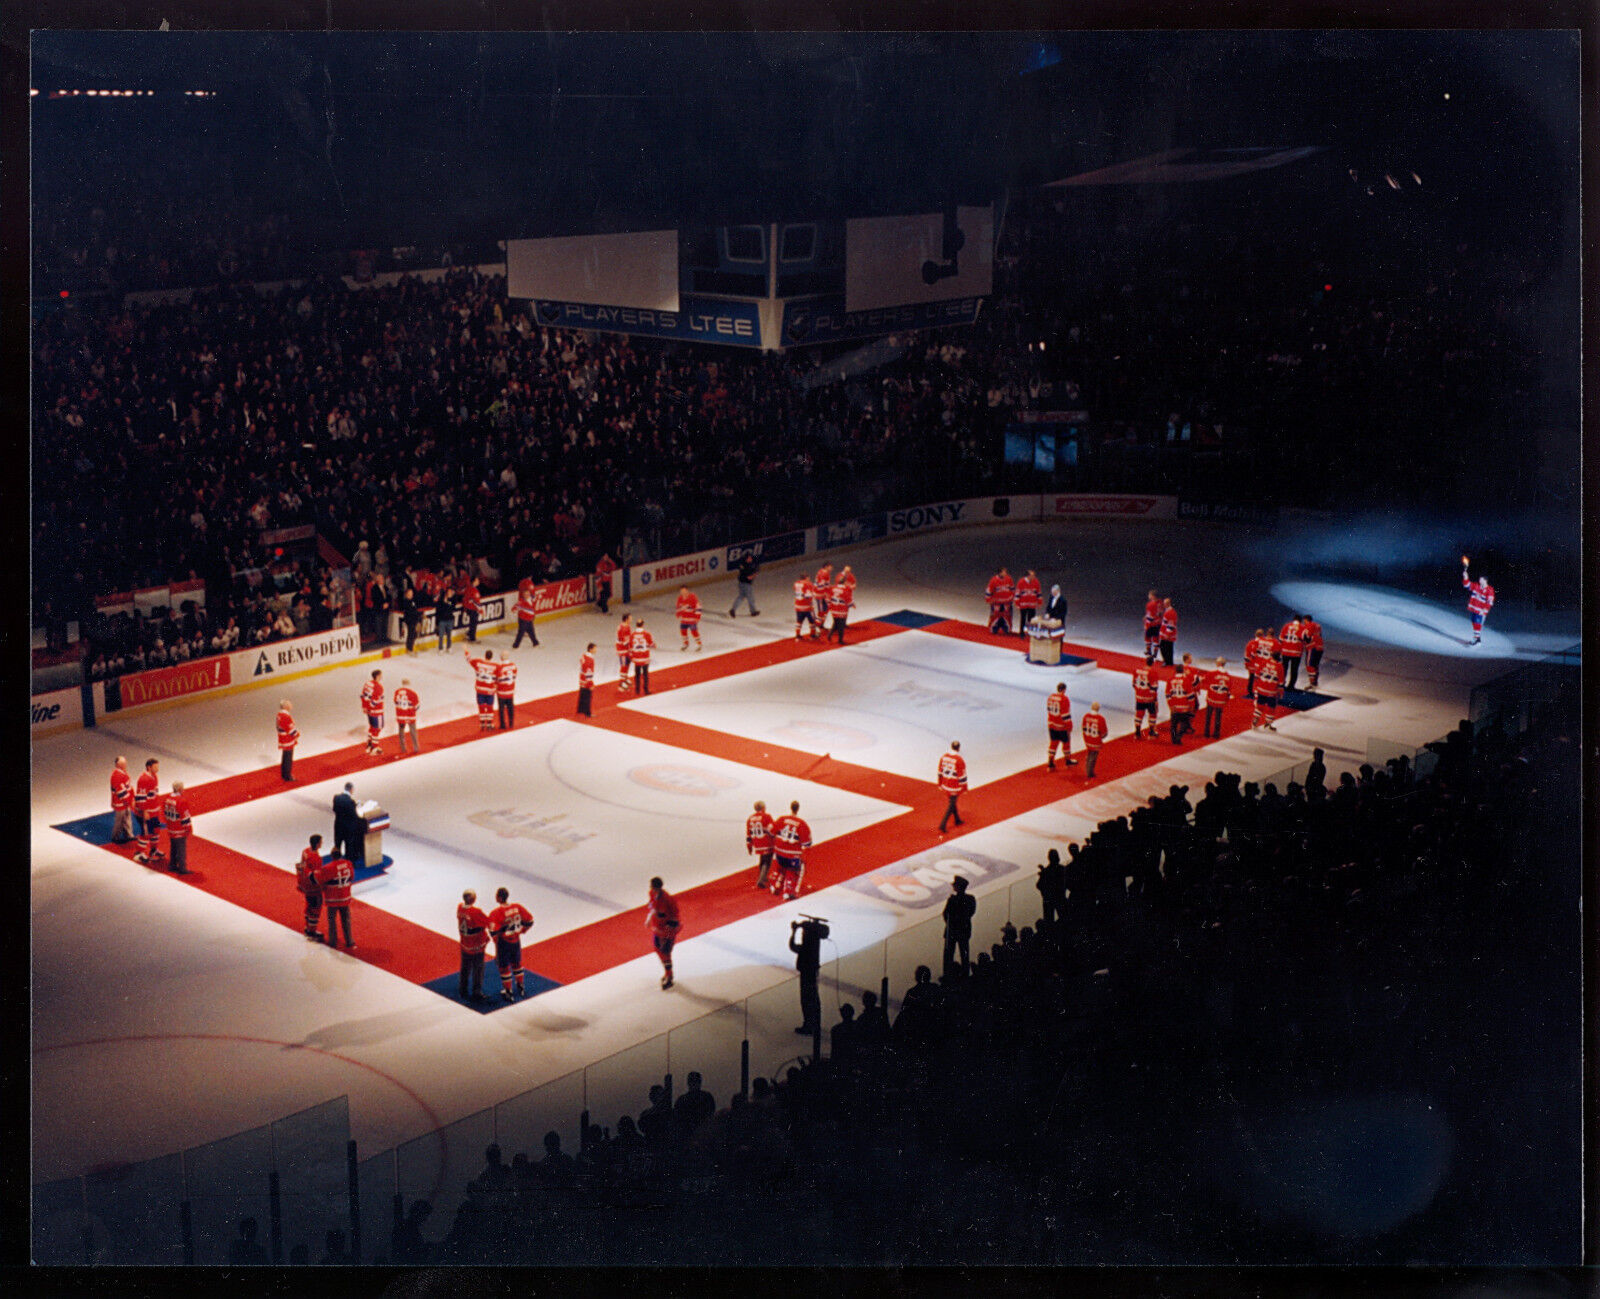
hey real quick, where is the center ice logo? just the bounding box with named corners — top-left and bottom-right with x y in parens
top-left (770, 720), bottom-right (876, 750)
top-left (627, 765), bottom-right (739, 797)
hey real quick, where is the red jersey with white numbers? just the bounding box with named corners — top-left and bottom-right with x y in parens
top-left (457, 903), bottom-right (491, 954)
top-left (1254, 660), bottom-right (1283, 700)
top-left (393, 686), bottom-right (419, 723)
top-left (746, 810), bottom-right (774, 853)
top-left (1081, 713), bottom-right (1108, 747)
top-left (488, 901), bottom-right (534, 948)
top-left (296, 847), bottom-right (322, 895)
top-left (827, 582), bottom-right (852, 617)
top-left (986, 573), bottom-right (1014, 605)
top-left (937, 750), bottom-right (968, 794)
top-left (578, 651), bottom-right (595, 689)
top-left (277, 709), bottom-right (299, 750)
top-left (466, 654), bottom-right (498, 693)
top-left (317, 857), bottom-right (354, 906)
top-left (1464, 576), bottom-right (1495, 616)
top-left (1014, 575), bottom-right (1042, 611)
top-left (495, 660), bottom-right (517, 698)
top-left (161, 792), bottom-right (192, 838)
top-left (1046, 690), bottom-right (1072, 730)
top-left (630, 628), bottom-right (654, 665)
top-left (111, 767), bottom-right (133, 810)
top-left (773, 814), bottom-right (812, 860)
top-left (1278, 621), bottom-right (1304, 657)
top-left (1206, 670), bottom-right (1232, 702)
top-left (675, 591), bottom-right (702, 626)
top-left (1132, 667), bottom-right (1158, 705)
top-left (1165, 675), bottom-right (1196, 713)
top-left (361, 679), bottom-right (384, 718)
top-left (793, 578), bottom-right (814, 612)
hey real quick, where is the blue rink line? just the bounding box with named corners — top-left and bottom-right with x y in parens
top-left (422, 969), bottom-right (562, 1013)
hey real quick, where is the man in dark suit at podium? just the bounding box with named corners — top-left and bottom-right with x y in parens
top-left (1044, 584), bottom-right (1068, 626)
top-left (332, 782), bottom-right (365, 868)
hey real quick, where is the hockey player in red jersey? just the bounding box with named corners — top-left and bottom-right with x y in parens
top-left (133, 757), bottom-right (164, 865)
top-left (675, 586), bottom-right (703, 651)
top-left (460, 575), bottom-right (483, 644)
top-left (646, 877), bottom-right (681, 989)
top-left (161, 782), bottom-right (193, 874)
top-left (488, 886), bottom-right (534, 1001)
top-left (495, 655), bottom-right (518, 729)
top-left (1461, 556), bottom-right (1495, 645)
top-left (1046, 683), bottom-right (1077, 769)
top-left (1157, 599), bottom-right (1178, 667)
top-left (813, 563), bottom-right (833, 629)
top-left (456, 889), bottom-right (491, 1000)
top-left (986, 568), bottom-right (1015, 635)
top-left (1143, 590), bottom-right (1163, 664)
top-left (615, 614), bottom-right (633, 691)
top-left (110, 755), bottom-right (134, 843)
top-left (1203, 658), bottom-right (1232, 738)
top-left (937, 741), bottom-right (968, 832)
top-left (577, 643), bottom-right (596, 717)
top-left (394, 679), bottom-right (421, 753)
top-left (317, 854), bottom-right (355, 948)
top-left (746, 800), bottom-right (776, 891)
top-left (1252, 658), bottom-right (1283, 731)
top-left (297, 835), bottom-right (325, 940)
top-left (1131, 664), bottom-right (1160, 739)
top-left (630, 620), bottom-right (655, 694)
top-left (827, 579), bottom-right (853, 644)
top-left (277, 700), bottom-right (299, 781)
top-left (1165, 658), bottom-right (1197, 745)
top-left (1277, 615), bottom-right (1305, 689)
top-left (464, 649), bottom-right (498, 732)
top-left (512, 578), bottom-right (540, 649)
top-left (360, 670), bottom-right (385, 756)
top-left (1080, 702), bottom-right (1107, 780)
top-left (1014, 570), bottom-right (1043, 629)
top-left (1301, 615), bottom-right (1325, 689)
top-left (793, 575), bottom-right (818, 640)
top-left (772, 801), bottom-right (813, 900)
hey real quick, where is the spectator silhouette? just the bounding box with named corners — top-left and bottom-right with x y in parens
top-left (227, 1216), bottom-right (269, 1265)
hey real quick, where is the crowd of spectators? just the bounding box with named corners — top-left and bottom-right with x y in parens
top-left (303, 703), bottom-right (1574, 1266)
top-left (33, 160), bottom-right (1565, 673)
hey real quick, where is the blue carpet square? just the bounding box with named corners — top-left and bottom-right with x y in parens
top-left (54, 812), bottom-right (122, 845)
top-left (423, 969), bottom-right (562, 1012)
top-left (1282, 687), bottom-right (1335, 711)
top-left (874, 609), bottom-right (947, 629)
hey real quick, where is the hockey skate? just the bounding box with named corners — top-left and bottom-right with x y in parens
top-left (660, 973), bottom-right (674, 990)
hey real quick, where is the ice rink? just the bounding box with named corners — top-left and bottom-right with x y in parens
top-left (30, 513), bottom-right (1578, 1258)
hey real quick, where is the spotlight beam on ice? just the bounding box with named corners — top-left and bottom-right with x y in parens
top-left (1270, 580), bottom-right (1520, 658)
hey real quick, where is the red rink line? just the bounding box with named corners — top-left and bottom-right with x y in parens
top-left (177, 619), bottom-right (908, 817)
top-left (97, 837), bottom-right (461, 983)
top-left (82, 616), bottom-right (1265, 992)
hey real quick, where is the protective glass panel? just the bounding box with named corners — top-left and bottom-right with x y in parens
top-left (31, 1177), bottom-right (86, 1266)
top-left (354, 1151), bottom-right (395, 1265)
top-left (394, 1107), bottom-right (494, 1246)
top-left (492, 1068), bottom-right (585, 1165)
top-left (743, 977), bottom-right (814, 1087)
top-left (829, 938), bottom-right (888, 1014)
top-left (883, 914), bottom-right (944, 1016)
top-left (183, 1125), bottom-right (273, 1265)
top-left (666, 1003), bottom-right (744, 1120)
top-left (582, 1032), bottom-right (669, 1141)
top-left (272, 1096), bottom-right (350, 1268)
